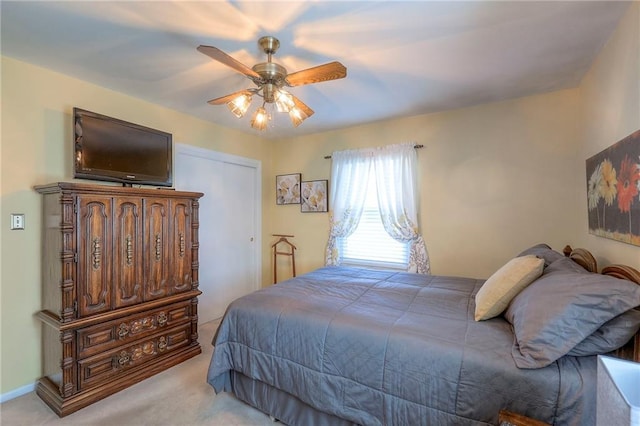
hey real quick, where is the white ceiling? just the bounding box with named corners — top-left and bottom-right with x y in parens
top-left (1, 1), bottom-right (631, 139)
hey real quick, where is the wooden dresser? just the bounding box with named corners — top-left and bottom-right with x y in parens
top-left (34, 182), bottom-right (204, 416)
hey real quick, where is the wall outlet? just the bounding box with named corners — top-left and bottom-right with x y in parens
top-left (10, 214), bottom-right (25, 230)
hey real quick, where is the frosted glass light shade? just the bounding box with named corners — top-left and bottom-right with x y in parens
top-left (251, 106), bottom-right (268, 131)
top-left (289, 107), bottom-right (308, 127)
top-left (275, 90), bottom-right (294, 113)
top-left (227, 93), bottom-right (252, 118)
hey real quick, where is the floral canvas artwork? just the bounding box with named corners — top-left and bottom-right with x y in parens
top-left (276, 173), bottom-right (301, 205)
top-left (586, 129), bottom-right (640, 246)
top-left (301, 180), bottom-right (328, 212)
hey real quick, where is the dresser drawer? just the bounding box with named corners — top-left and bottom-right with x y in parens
top-left (78, 323), bottom-right (192, 391)
top-left (77, 301), bottom-right (192, 359)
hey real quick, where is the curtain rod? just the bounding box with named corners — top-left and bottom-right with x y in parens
top-left (323, 144), bottom-right (424, 159)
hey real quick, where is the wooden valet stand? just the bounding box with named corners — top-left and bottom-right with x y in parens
top-left (272, 234), bottom-right (296, 283)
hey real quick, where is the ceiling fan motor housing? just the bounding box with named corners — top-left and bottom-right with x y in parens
top-left (252, 62), bottom-right (287, 103)
top-left (252, 62), bottom-right (287, 83)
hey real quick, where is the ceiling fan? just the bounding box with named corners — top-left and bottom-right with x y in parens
top-left (197, 36), bottom-right (347, 131)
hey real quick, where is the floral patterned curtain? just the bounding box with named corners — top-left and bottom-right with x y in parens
top-left (326, 143), bottom-right (430, 274)
top-left (325, 149), bottom-right (371, 265)
top-left (372, 143), bottom-right (430, 274)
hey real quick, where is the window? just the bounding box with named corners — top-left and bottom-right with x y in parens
top-left (326, 143), bottom-right (429, 274)
top-left (338, 178), bottom-right (409, 269)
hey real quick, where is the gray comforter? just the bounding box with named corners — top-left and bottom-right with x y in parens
top-left (207, 266), bottom-right (595, 425)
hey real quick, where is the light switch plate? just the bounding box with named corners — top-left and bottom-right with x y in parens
top-left (10, 214), bottom-right (25, 230)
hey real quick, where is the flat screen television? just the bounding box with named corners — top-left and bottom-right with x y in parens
top-left (74, 108), bottom-right (173, 187)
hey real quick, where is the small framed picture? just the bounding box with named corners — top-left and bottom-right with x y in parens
top-left (276, 173), bottom-right (301, 205)
top-left (301, 180), bottom-right (328, 213)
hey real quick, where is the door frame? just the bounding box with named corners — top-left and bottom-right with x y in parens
top-left (174, 143), bottom-right (262, 302)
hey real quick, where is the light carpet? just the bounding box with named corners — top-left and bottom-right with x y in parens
top-left (0, 320), bottom-right (275, 425)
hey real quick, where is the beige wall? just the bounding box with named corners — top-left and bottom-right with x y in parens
top-left (272, 89), bottom-right (582, 279)
top-left (0, 56), bottom-right (272, 394)
top-left (2, 1), bottom-right (639, 399)
top-left (577, 1), bottom-right (640, 268)
top-left (270, 2), bottom-right (639, 279)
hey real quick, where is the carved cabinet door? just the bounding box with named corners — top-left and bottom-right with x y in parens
top-left (168, 198), bottom-right (192, 294)
top-left (113, 197), bottom-right (144, 308)
top-left (143, 198), bottom-right (170, 301)
top-left (77, 196), bottom-right (113, 317)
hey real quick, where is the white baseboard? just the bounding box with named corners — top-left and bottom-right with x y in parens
top-left (0, 382), bottom-right (35, 403)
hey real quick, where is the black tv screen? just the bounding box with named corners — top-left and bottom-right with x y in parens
top-left (74, 108), bottom-right (173, 187)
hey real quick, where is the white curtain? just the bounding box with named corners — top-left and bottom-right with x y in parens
top-left (325, 149), bottom-right (371, 266)
top-left (325, 143), bottom-right (430, 274)
top-left (373, 143), bottom-right (430, 274)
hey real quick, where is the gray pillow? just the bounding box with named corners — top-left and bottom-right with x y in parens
top-left (504, 257), bottom-right (640, 369)
top-left (516, 243), bottom-right (565, 267)
top-left (568, 308), bottom-right (640, 356)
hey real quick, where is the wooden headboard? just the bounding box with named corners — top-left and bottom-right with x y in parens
top-left (563, 245), bottom-right (640, 363)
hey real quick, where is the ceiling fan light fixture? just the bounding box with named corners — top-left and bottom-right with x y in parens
top-left (289, 106), bottom-right (308, 127)
top-left (199, 36), bottom-right (346, 131)
top-left (251, 106), bottom-right (269, 131)
top-left (226, 93), bottom-right (252, 118)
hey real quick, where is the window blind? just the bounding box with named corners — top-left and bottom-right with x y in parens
top-left (338, 178), bottom-right (409, 269)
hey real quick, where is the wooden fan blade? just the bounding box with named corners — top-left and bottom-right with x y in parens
top-left (207, 90), bottom-right (252, 105)
top-left (291, 95), bottom-right (314, 118)
top-left (285, 61), bottom-right (347, 87)
top-left (197, 45), bottom-right (260, 79)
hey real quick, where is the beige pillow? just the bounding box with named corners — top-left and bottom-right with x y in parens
top-left (474, 255), bottom-right (544, 321)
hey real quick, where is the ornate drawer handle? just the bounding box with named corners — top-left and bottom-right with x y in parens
top-left (125, 235), bottom-right (133, 266)
top-left (117, 323), bottom-right (130, 339)
top-left (157, 312), bottom-right (168, 327)
top-left (179, 233), bottom-right (185, 257)
top-left (92, 237), bottom-right (101, 269)
top-left (155, 233), bottom-right (161, 261)
top-left (158, 336), bottom-right (167, 352)
top-left (115, 350), bottom-right (131, 367)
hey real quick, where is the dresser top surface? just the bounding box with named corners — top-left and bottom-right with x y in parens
top-left (34, 181), bottom-right (203, 199)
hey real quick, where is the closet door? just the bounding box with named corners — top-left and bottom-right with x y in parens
top-left (175, 145), bottom-right (261, 323)
top-left (220, 161), bottom-right (258, 303)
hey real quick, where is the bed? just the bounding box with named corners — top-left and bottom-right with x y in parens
top-left (206, 244), bottom-right (640, 425)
